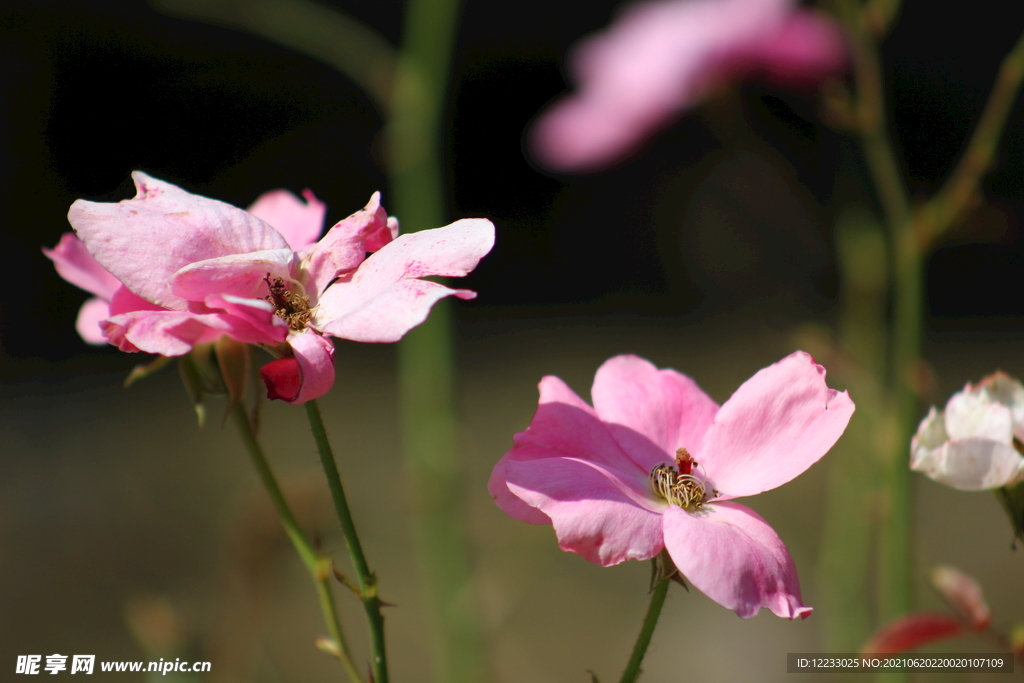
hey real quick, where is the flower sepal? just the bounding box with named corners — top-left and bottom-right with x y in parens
top-left (177, 338), bottom-right (254, 427)
top-left (651, 548), bottom-right (688, 592)
top-left (995, 478), bottom-right (1024, 544)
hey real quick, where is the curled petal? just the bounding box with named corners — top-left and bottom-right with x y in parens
top-left (503, 456), bottom-right (665, 566)
top-left (591, 354), bottom-right (719, 470)
top-left (247, 188), bottom-right (326, 251)
top-left (203, 294), bottom-right (289, 345)
top-left (75, 297), bottom-right (113, 345)
top-left (69, 171), bottom-right (289, 310)
top-left (315, 219), bottom-right (495, 342)
top-left (260, 357), bottom-right (300, 402)
top-left (699, 351), bottom-right (854, 499)
top-left (301, 192), bottom-right (396, 297)
top-left (488, 457), bottom-right (552, 525)
top-left (258, 332), bottom-right (335, 404)
top-left (109, 285), bottom-right (165, 317)
top-left (44, 233), bottom-right (122, 301)
top-left (662, 502), bottom-right (810, 619)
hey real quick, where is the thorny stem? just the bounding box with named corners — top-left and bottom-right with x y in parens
top-left (618, 573), bottom-right (671, 683)
top-left (304, 400), bottom-right (389, 683)
top-left (230, 404), bottom-right (364, 683)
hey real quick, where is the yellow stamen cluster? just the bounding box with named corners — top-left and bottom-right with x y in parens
top-left (264, 274), bottom-right (312, 332)
top-left (649, 464), bottom-right (708, 509)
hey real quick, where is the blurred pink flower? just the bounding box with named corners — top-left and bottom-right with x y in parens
top-left (489, 351), bottom-right (854, 618)
top-left (531, 0), bottom-right (847, 172)
top-left (49, 172), bottom-right (494, 404)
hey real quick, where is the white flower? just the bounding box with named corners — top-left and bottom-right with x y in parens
top-left (911, 372), bottom-right (1024, 490)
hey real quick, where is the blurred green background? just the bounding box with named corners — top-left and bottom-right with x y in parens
top-left (2, 0), bottom-right (1024, 681)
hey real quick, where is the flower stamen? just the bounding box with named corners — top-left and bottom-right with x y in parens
top-left (264, 273), bottom-right (312, 332)
top-left (649, 448), bottom-right (713, 510)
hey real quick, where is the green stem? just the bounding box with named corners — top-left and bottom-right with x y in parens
top-left (304, 400), bottom-right (389, 683)
top-left (922, 26), bottom-right (1024, 247)
top-left (230, 404), bottom-right (364, 683)
top-left (618, 577), bottom-right (670, 683)
top-left (836, 0), bottom-right (915, 622)
top-left (388, 0), bottom-right (487, 679)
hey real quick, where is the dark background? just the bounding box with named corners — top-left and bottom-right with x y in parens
top-left (2, 2), bottom-right (1024, 682)
top-left (2, 0), bottom-right (1024, 373)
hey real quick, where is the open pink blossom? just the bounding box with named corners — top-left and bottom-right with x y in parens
top-left (45, 185), bottom-right (329, 345)
top-left (489, 351), bottom-right (854, 618)
top-left (56, 171), bottom-right (494, 404)
top-left (531, 0), bottom-right (847, 172)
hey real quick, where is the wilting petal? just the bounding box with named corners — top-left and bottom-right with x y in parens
top-left (75, 297), bottom-right (113, 344)
top-left (978, 372), bottom-right (1024, 440)
top-left (247, 189), bottom-right (326, 251)
top-left (315, 219), bottom-right (495, 342)
top-left (69, 171), bottom-right (289, 310)
top-left (301, 192), bottom-right (395, 297)
top-left (592, 354), bottom-right (719, 469)
top-left (699, 351), bottom-right (854, 499)
top-left (172, 249), bottom-right (296, 303)
top-left (504, 456), bottom-right (665, 566)
top-left (260, 357), bottom-right (300, 402)
top-left (912, 438), bottom-right (1024, 490)
top-left (44, 233), bottom-right (122, 301)
top-left (662, 502), bottom-right (810, 619)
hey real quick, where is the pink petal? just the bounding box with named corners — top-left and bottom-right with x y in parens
top-left (698, 351), bottom-right (854, 499)
top-left (662, 502), bottom-right (810, 618)
top-left (488, 457), bottom-right (552, 525)
top-left (75, 297), bottom-right (113, 345)
top-left (314, 218), bottom-right (495, 342)
top-left (504, 456), bottom-right (666, 566)
top-left (301, 192), bottom-right (396, 297)
top-left (286, 331), bottom-right (336, 404)
top-left (109, 285), bottom-right (165, 316)
top-left (744, 10), bottom-right (847, 82)
top-left (259, 331), bottom-right (336, 404)
top-left (591, 355), bottom-right (719, 470)
top-left (171, 249), bottom-right (296, 303)
top-left (44, 233), bottom-right (122, 301)
top-left (530, 0), bottom-right (792, 172)
top-left (490, 374), bottom-right (654, 526)
top-left (68, 171), bottom-right (289, 311)
top-left (260, 357), bottom-right (300, 402)
top-left (246, 188), bottom-right (326, 251)
top-left (203, 294), bottom-right (289, 344)
top-left (101, 310), bottom-right (229, 355)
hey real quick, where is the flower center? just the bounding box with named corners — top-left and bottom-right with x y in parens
top-left (264, 274), bottom-right (312, 332)
top-left (648, 448), bottom-right (717, 510)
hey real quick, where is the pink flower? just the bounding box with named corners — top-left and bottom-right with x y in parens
top-left (531, 0), bottom-right (847, 172)
top-left (489, 351), bottom-right (854, 618)
top-left (50, 172), bottom-right (495, 404)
